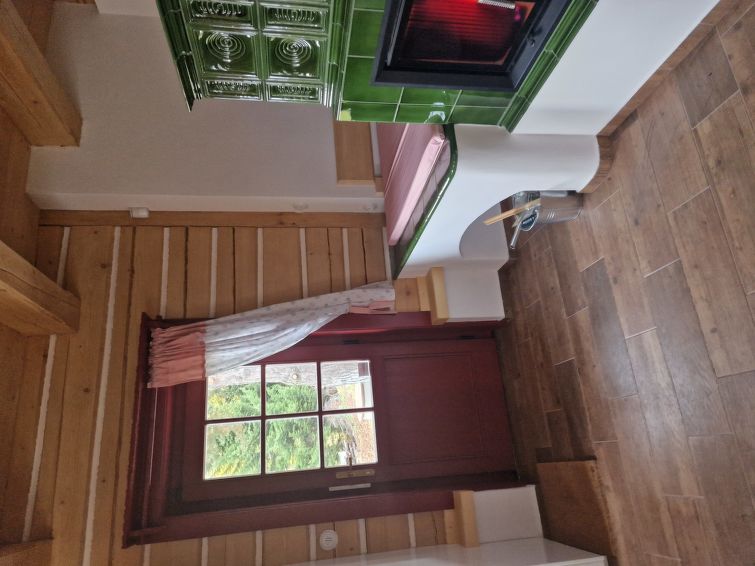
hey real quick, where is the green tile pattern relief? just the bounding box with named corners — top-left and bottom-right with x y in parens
top-left (157, 0), bottom-right (337, 107)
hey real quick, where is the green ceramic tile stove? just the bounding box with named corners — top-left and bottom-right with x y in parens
top-left (157, 0), bottom-right (597, 129)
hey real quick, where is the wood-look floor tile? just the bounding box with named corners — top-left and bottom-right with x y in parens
top-left (638, 76), bottom-right (708, 211)
top-left (688, 434), bottom-right (755, 565)
top-left (590, 193), bottom-right (654, 338)
top-left (669, 189), bottom-right (755, 377)
top-left (505, 373), bottom-right (537, 482)
top-left (647, 555), bottom-right (682, 566)
top-left (593, 441), bottom-right (643, 565)
top-left (721, 5), bottom-right (755, 118)
top-left (583, 173), bottom-right (619, 212)
top-left (695, 93), bottom-right (755, 294)
top-left (610, 395), bottom-right (678, 558)
top-left (661, 22), bottom-right (715, 70)
top-left (548, 222), bottom-right (587, 316)
top-left (645, 261), bottom-right (731, 436)
top-left (523, 301), bottom-right (561, 411)
top-left (719, 372), bottom-right (755, 494)
top-left (545, 410), bottom-right (574, 461)
top-left (532, 243), bottom-right (573, 364)
top-left (508, 267), bottom-right (528, 341)
top-left (554, 359), bottom-right (594, 459)
top-left (675, 31), bottom-right (740, 126)
top-left (581, 261), bottom-right (637, 398)
top-left (515, 338), bottom-right (551, 450)
top-left (566, 212), bottom-right (600, 272)
top-left (567, 309), bottom-right (616, 441)
top-left (666, 496), bottom-right (723, 566)
top-left (613, 118), bottom-right (679, 275)
top-left (535, 447), bottom-right (554, 464)
top-left (518, 230), bottom-right (546, 308)
top-left (496, 325), bottom-right (522, 382)
top-left (626, 331), bottom-right (700, 497)
top-left (496, 328), bottom-right (533, 482)
top-left (704, 0), bottom-right (755, 34)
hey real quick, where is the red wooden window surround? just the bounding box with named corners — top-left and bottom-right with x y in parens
top-left (124, 313), bottom-right (519, 546)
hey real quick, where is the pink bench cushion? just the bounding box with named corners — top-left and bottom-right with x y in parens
top-left (377, 124), bottom-right (447, 245)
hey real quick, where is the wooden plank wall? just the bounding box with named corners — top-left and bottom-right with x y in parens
top-left (0, 217), bottom-right (447, 566)
top-left (0, 1), bottom-right (59, 558)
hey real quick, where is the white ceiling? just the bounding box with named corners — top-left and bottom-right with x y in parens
top-left (28, 3), bottom-right (382, 212)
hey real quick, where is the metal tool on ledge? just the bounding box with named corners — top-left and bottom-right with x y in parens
top-left (485, 191), bottom-right (583, 250)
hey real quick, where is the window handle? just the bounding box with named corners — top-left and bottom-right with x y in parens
top-left (335, 468), bottom-right (375, 479)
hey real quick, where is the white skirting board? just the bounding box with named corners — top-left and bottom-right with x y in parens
top-left (291, 537), bottom-right (606, 565)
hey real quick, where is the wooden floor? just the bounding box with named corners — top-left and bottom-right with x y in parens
top-left (498, 6), bottom-right (755, 566)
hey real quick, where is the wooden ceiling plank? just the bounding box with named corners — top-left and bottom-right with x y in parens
top-left (0, 0), bottom-right (81, 146)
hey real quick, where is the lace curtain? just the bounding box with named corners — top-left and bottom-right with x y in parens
top-left (148, 281), bottom-right (395, 388)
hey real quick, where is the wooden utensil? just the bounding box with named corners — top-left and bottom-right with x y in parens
top-left (484, 198), bottom-right (541, 225)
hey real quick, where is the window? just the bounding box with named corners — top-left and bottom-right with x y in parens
top-left (203, 360), bottom-right (378, 481)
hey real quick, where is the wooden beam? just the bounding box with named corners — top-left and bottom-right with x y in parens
top-left (333, 121), bottom-right (376, 186)
top-left (0, 540), bottom-right (52, 566)
top-left (38, 210), bottom-right (386, 228)
top-left (0, 238), bottom-right (79, 335)
top-left (0, 0), bottom-right (81, 146)
top-left (426, 267), bottom-right (449, 325)
top-left (452, 491), bottom-right (479, 548)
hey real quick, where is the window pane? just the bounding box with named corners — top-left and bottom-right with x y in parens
top-left (265, 416), bottom-right (320, 473)
top-left (206, 366), bottom-right (262, 420)
top-left (321, 360), bottom-right (373, 411)
top-left (204, 420), bottom-right (261, 480)
top-left (323, 411), bottom-right (378, 468)
top-left (265, 363), bottom-right (318, 415)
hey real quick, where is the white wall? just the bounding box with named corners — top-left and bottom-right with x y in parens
top-left (28, 4), bottom-right (383, 212)
top-left (515, 0), bottom-right (718, 135)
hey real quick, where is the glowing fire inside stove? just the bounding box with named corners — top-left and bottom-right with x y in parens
top-left (395, 0), bottom-right (535, 66)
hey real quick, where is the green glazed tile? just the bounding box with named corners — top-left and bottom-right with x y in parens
top-left (456, 90), bottom-right (514, 107)
top-left (163, 9), bottom-right (192, 57)
top-left (329, 21), bottom-right (344, 61)
top-left (186, 0), bottom-right (255, 26)
top-left (450, 106), bottom-right (505, 125)
top-left (204, 77), bottom-right (261, 99)
top-left (396, 104), bottom-right (452, 124)
top-left (261, 5), bottom-right (328, 33)
top-left (499, 94), bottom-right (530, 131)
top-left (267, 36), bottom-right (323, 79)
top-left (343, 57), bottom-right (401, 103)
top-left (517, 50), bottom-right (558, 103)
top-left (401, 87), bottom-right (459, 105)
top-left (268, 82), bottom-right (322, 102)
top-left (353, 0), bottom-right (385, 10)
top-left (193, 28), bottom-right (257, 75)
top-left (348, 10), bottom-right (383, 57)
top-left (339, 101), bottom-right (396, 122)
top-left (545, 0), bottom-right (596, 59)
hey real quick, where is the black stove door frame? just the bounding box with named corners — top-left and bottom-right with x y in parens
top-left (372, 0), bottom-right (572, 92)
